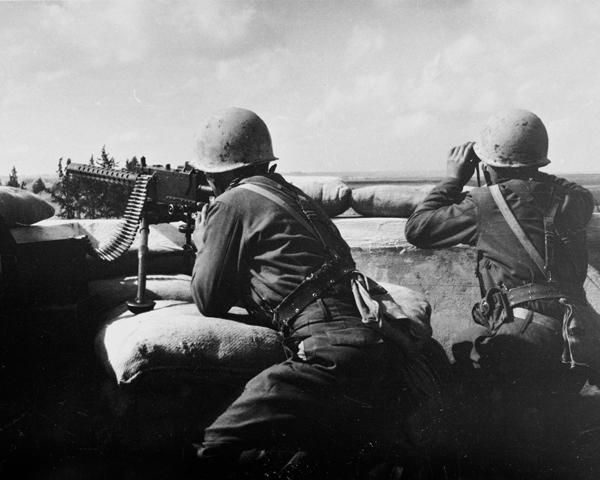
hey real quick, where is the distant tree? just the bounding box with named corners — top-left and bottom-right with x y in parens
top-left (125, 156), bottom-right (141, 172)
top-left (97, 146), bottom-right (128, 218)
top-left (20, 181), bottom-right (27, 190)
top-left (51, 158), bottom-right (82, 219)
top-left (77, 146), bottom-right (129, 219)
top-left (32, 177), bottom-right (46, 194)
top-left (51, 147), bottom-right (134, 219)
top-left (79, 153), bottom-right (102, 219)
top-left (7, 166), bottom-right (19, 188)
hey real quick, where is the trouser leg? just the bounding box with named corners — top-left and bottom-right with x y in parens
top-left (198, 359), bottom-right (341, 460)
top-left (197, 297), bottom-right (408, 473)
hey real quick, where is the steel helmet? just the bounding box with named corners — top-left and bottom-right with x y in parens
top-left (192, 107), bottom-right (278, 173)
top-left (473, 109), bottom-right (550, 168)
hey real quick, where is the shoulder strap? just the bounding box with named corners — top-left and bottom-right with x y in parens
top-left (238, 178), bottom-right (355, 264)
top-left (543, 195), bottom-right (562, 279)
top-left (237, 183), bottom-right (324, 245)
top-left (489, 184), bottom-right (550, 281)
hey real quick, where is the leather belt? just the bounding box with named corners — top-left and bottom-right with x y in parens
top-left (507, 283), bottom-right (585, 307)
top-left (512, 307), bottom-right (562, 334)
top-left (272, 262), bottom-right (355, 332)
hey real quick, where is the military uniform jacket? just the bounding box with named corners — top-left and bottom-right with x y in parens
top-left (405, 173), bottom-right (594, 319)
top-left (191, 173), bottom-right (355, 325)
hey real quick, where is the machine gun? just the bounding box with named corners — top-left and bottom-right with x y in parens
top-left (66, 157), bottom-right (213, 314)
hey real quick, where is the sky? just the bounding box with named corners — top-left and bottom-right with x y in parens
top-left (1, 0), bottom-right (600, 178)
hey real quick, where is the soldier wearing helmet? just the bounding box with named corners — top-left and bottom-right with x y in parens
top-left (405, 109), bottom-right (595, 463)
top-left (188, 108), bottom-right (445, 477)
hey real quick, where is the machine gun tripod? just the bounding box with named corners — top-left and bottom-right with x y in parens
top-left (66, 158), bottom-right (213, 314)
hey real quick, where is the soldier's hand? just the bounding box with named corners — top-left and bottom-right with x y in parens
top-left (446, 141), bottom-right (479, 185)
top-left (192, 203), bottom-right (209, 250)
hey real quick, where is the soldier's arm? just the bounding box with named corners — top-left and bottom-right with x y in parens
top-left (405, 143), bottom-right (480, 248)
top-left (405, 179), bottom-right (478, 248)
top-left (539, 172), bottom-right (595, 222)
top-left (191, 201), bottom-right (243, 317)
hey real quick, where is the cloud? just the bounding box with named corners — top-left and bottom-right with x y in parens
top-left (144, 0), bottom-right (281, 61)
top-left (3, 0), bottom-right (600, 175)
top-left (444, 35), bottom-right (485, 75)
top-left (346, 25), bottom-right (385, 62)
top-left (182, 0), bottom-right (257, 45)
top-left (0, 0), bottom-right (288, 114)
top-left (106, 130), bottom-right (145, 145)
top-left (308, 72), bottom-right (395, 124)
top-left (392, 110), bottom-right (434, 137)
top-left (215, 50), bottom-right (283, 89)
top-left (0, 0), bottom-right (279, 79)
top-left (374, 0), bottom-right (469, 9)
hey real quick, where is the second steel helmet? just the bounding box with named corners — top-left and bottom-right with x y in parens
top-left (473, 109), bottom-right (551, 168)
top-left (192, 107), bottom-right (278, 173)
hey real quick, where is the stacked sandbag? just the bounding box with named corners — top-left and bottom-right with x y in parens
top-left (89, 274), bottom-right (194, 311)
top-left (95, 300), bottom-right (285, 451)
top-left (286, 176), bottom-right (352, 217)
top-left (381, 282), bottom-right (432, 339)
top-left (98, 282), bottom-right (431, 390)
top-left (97, 302), bottom-right (284, 388)
top-left (94, 277), bottom-right (439, 451)
top-left (0, 186), bottom-right (55, 226)
top-left (351, 184), bottom-right (437, 218)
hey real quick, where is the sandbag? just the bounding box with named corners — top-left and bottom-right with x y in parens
top-left (95, 281), bottom-right (440, 452)
top-left (0, 187), bottom-right (55, 227)
top-left (351, 184), bottom-right (437, 217)
top-left (97, 282), bottom-right (431, 389)
top-left (286, 176), bottom-right (352, 217)
top-left (89, 274), bottom-right (194, 311)
top-left (380, 281), bottom-right (432, 335)
top-left (96, 301), bottom-right (286, 388)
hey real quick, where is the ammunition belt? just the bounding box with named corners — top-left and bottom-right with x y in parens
top-left (84, 174), bottom-right (152, 261)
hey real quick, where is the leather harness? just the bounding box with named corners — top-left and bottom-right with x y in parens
top-left (489, 184), bottom-right (585, 334)
top-left (237, 180), bottom-right (355, 333)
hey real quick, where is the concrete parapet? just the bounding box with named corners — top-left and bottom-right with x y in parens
top-left (10, 213), bottom-right (600, 356)
top-left (339, 213), bottom-right (600, 356)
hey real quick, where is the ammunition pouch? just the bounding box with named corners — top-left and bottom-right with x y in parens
top-left (472, 287), bottom-right (512, 333)
top-left (561, 298), bottom-right (600, 372)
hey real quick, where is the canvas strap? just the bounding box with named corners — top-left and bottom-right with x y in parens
top-left (236, 182), bottom-right (353, 331)
top-left (489, 184), bottom-right (551, 281)
top-left (237, 183), bottom-right (322, 243)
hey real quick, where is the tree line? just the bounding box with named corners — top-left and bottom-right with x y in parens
top-left (50, 146), bottom-right (141, 219)
top-left (1, 166), bottom-right (46, 193)
top-left (3, 146), bottom-right (141, 219)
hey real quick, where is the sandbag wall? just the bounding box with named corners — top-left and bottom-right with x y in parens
top-left (287, 175), bottom-right (600, 218)
top-left (286, 175), bottom-right (439, 218)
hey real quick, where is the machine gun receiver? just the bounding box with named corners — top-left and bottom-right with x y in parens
top-left (66, 160), bottom-right (213, 314)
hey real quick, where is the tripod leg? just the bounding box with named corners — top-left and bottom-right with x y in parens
top-left (127, 216), bottom-right (156, 314)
